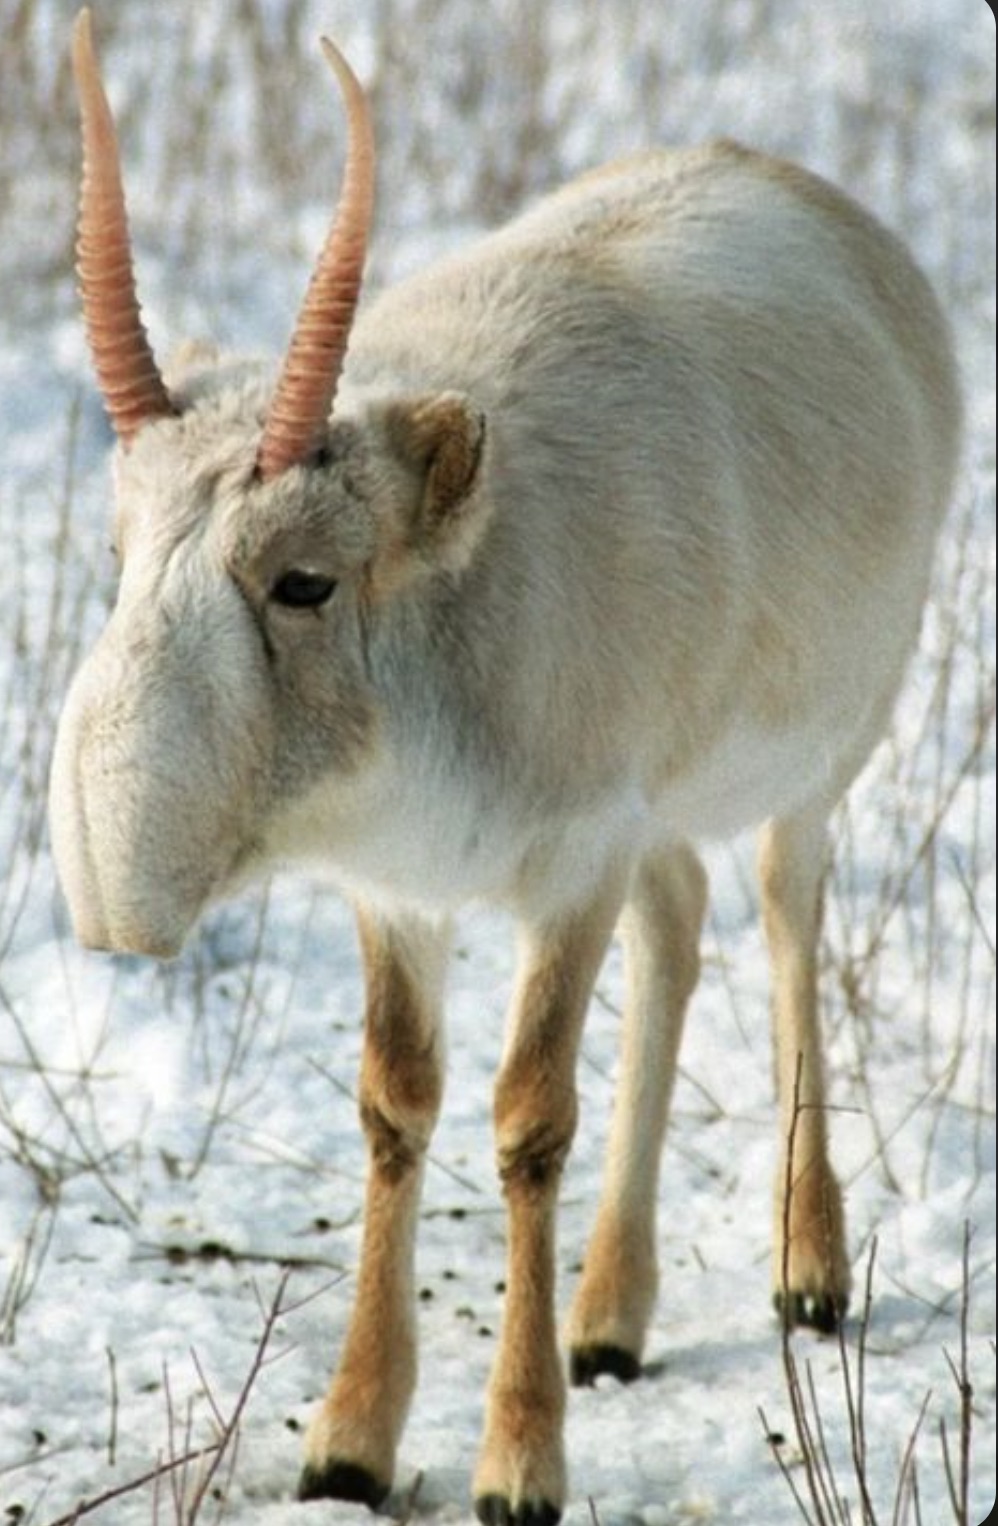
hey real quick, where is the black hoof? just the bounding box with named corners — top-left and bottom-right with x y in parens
top-left (474, 1493), bottom-right (562, 1526)
top-left (774, 1289), bottom-right (848, 1335)
top-left (569, 1342), bottom-right (642, 1387)
top-left (297, 1458), bottom-right (391, 1509)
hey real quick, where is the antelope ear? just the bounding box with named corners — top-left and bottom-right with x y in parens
top-left (383, 392), bottom-right (489, 571)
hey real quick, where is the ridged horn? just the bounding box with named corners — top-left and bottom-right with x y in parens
top-left (256, 38), bottom-right (375, 482)
top-left (72, 8), bottom-right (175, 444)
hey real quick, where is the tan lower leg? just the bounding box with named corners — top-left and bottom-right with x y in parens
top-left (474, 884), bottom-right (622, 1521)
top-left (474, 1181), bottom-right (568, 1514)
top-left (302, 1158), bottom-right (426, 1497)
top-left (760, 817), bottom-right (850, 1328)
top-left (568, 845), bottom-right (707, 1377)
top-left (300, 909), bottom-right (446, 1503)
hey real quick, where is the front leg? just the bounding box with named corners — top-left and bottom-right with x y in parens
top-left (474, 876), bottom-right (624, 1526)
top-left (299, 905), bottom-right (448, 1506)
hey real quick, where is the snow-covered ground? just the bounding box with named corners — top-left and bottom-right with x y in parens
top-left (0, 1), bottom-right (994, 1522)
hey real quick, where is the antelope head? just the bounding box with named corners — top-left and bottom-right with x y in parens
top-left (49, 11), bottom-right (487, 957)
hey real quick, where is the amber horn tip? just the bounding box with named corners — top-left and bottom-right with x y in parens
top-left (73, 5), bottom-right (174, 445)
top-left (255, 35), bottom-right (375, 480)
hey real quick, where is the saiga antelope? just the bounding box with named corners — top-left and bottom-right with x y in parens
top-left (50, 12), bottom-right (961, 1523)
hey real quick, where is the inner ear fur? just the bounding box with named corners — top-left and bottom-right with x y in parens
top-left (383, 391), bottom-right (489, 566)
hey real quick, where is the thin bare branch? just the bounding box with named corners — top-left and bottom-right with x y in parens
top-left (38, 1443), bottom-right (222, 1526)
top-left (939, 1223), bottom-right (974, 1526)
top-left (184, 1267), bottom-right (294, 1518)
top-left (891, 1389), bottom-right (932, 1526)
top-left (837, 1239), bottom-right (879, 1525)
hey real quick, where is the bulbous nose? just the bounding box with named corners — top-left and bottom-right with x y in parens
top-left (49, 722), bottom-right (191, 960)
top-left (48, 654), bottom-right (196, 963)
top-left (48, 572), bottom-right (271, 965)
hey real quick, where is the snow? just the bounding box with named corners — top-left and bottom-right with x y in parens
top-left (0, 1), bottom-right (994, 1523)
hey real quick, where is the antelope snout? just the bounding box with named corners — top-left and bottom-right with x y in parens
top-left (48, 670), bottom-right (213, 964)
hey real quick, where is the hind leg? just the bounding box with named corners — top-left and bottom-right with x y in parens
top-left (759, 809), bottom-right (851, 1331)
top-left (567, 842), bottom-right (708, 1383)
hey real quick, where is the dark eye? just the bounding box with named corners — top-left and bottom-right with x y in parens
top-left (269, 570), bottom-right (337, 609)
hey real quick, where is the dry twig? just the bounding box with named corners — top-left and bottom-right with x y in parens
top-left (38, 1268), bottom-right (295, 1526)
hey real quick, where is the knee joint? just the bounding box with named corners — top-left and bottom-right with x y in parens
top-left (498, 1128), bottom-right (571, 1192)
top-left (360, 1101), bottom-right (428, 1182)
top-left (360, 1047), bottom-right (442, 1183)
top-left (495, 1089), bottom-right (578, 1193)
